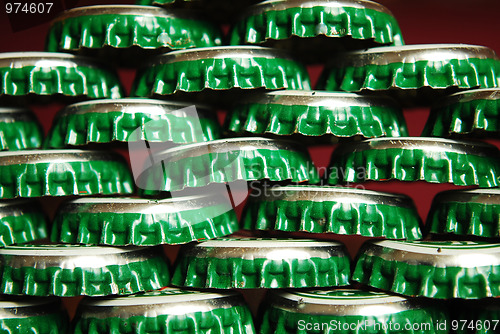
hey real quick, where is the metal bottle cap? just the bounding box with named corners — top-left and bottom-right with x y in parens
top-left (261, 288), bottom-right (448, 333)
top-left (131, 46), bottom-right (311, 107)
top-left (0, 52), bottom-right (123, 101)
top-left (74, 288), bottom-right (256, 334)
top-left (0, 108), bottom-right (43, 151)
top-left (46, 5), bottom-right (223, 66)
top-left (46, 98), bottom-right (220, 147)
top-left (427, 188), bottom-right (500, 239)
top-left (0, 244), bottom-right (170, 297)
top-left (318, 44), bottom-right (500, 106)
top-left (424, 88), bottom-right (500, 137)
top-left (52, 193), bottom-right (238, 245)
top-left (0, 199), bottom-right (48, 246)
top-left (230, 0), bottom-right (404, 62)
top-left (0, 149), bottom-right (134, 198)
top-left (225, 90), bottom-right (408, 139)
top-left (137, 137), bottom-right (320, 193)
top-left (172, 238), bottom-right (350, 289)
top-left (327, 137), bottom-right (500, 187)
top-left (243, 185), bottom-right (422, 239)
top-left (352, 240), bottom-right (500, 299)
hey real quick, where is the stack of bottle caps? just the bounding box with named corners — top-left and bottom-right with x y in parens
top-left (0, 0), bottom-right (499, 332)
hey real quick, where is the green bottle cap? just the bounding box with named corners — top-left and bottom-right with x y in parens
top-left (172, 238), bottom-right (350, 289)
top-left (51, 193), bottom-right (238, 246)
top-left (0, 296), bottom-right (69, 333)
top-left (230, 0), bottom-right (404, 63)
top-left (243, 185), bottom-right (422, 240)
top-left (317, 44), bottom-right (500, 106)
top-left (0, 108), bottom-right (43, 151)
top-left (0, 52), bottom-right (124, 101)
top-left (225, 90), bottom-right (408, 139)
top-left (327, 137), bottom-right (500, 187)
top-left (0, 244), bottom-right (170, 297)
top-left (352, 240), bottom-right (500, 299)
top-left (0, 149), bottom-right (134, 198)
top-left (46, 98), bottom-right (221, 148)
top-left (138, 137), bottom-right (320, 194)
top-left (427, 188), bottom-right (500, 239)
top-left (74, 287), bottom-right (256, 334)
top-left (0, 199), bottom-right (48, 247)
top-left (260, 289), bottom-right (448, 334)
top-left (423, 88), bottom-right (500, 138)
top-left (46, 5), bottom-right (223, 66)
top-left (131, 46), bottom-right (311, 107)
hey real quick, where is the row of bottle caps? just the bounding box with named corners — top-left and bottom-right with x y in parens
top-left (4, 286), bottom-right (493, 334)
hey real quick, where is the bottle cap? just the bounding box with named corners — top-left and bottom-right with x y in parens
top-left (0, 149), bottom-right (134, 198)
top-left (138, 137), bottom-right (319, 193)
top-left (0, 199), bottom-right (48, 247)
top-left (0, 108), bottom-right (43, 151)
top-left (427, 188), bottom-right (500, 239)
top-left (0, 244), bottom-right (170, 297)
top-left (352, 240), bottom-right (500, 299)
top-left (0, 296), bottom-right (68, 333)
top-left (52, 193), bottom-right (238, 246)
top-left (46, 98), bottom-right (221, 147)
top-left (0, 52), bottom-right (123, 101)
top-left (131, 46), bottom-right (311, 106)
top-left (327, 137), bottom-right (500, 187)
top-left (318, 44), bottom-right (500, 105)
top-left (423, 88), bottom-right (500, 137)
top-left (243, 185), bottom-right (422, 240)
top-left (172, 238), bottom-right (350, 289)
top-left (225, 90), bottom-right (408, 139)
top-left (230, 0), bottom-right (404, 62)
top-left (46, 5), bottom-right (223, 66)
top-left (260, 289), bottom-right (448, 334)
top-left (73, 288), bottom-right (256, 334)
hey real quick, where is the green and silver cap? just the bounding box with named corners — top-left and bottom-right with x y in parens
top-left (0, 108), bottom-right (43, 151)
top-left (230, 0), bottom-right (404, 63)
top-left (0, 52), bottom-right (123, 102)
top-left (352, 240), bottom-right (500, 299)
top-left (317, 44), bottom-right (500, 106)
top-left (423, 88), bottom-right (500, 138)
top-left (427, 188), bottom-right (500, 239)
top-left (0, 199), bottom-right (48, 247)
top-left (131, 46), bottom-right (311, 107)
top-left (0, 296), bottom-right (68, 334)
top-left (225, 90), bottom-right (408, 140)
top-left (243, 185), bottom-right (422, 240)
top-left (260, 289), bottom-right (448, 334)
top-left (0, 244), bottom-right (170, 297)
top-left (137, 137), bottom-right (320, 194)
top-left (46, 98), bottom-right (221, 148)
top-left (51, 193), bottom-right (238, 246)
top-left (0, 149), bottom-right (134, 198)
top-left (73, 287), bottom-right (256, 334)
top-left (45, 5), bottom-right (223, 66)
top-left (327, 137), bottom-right (500, 187)
top-left (172, 238), bottom-right (350, 289)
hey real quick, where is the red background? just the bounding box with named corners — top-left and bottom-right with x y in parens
top-left (1, 0), bottom-right (500, 317)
